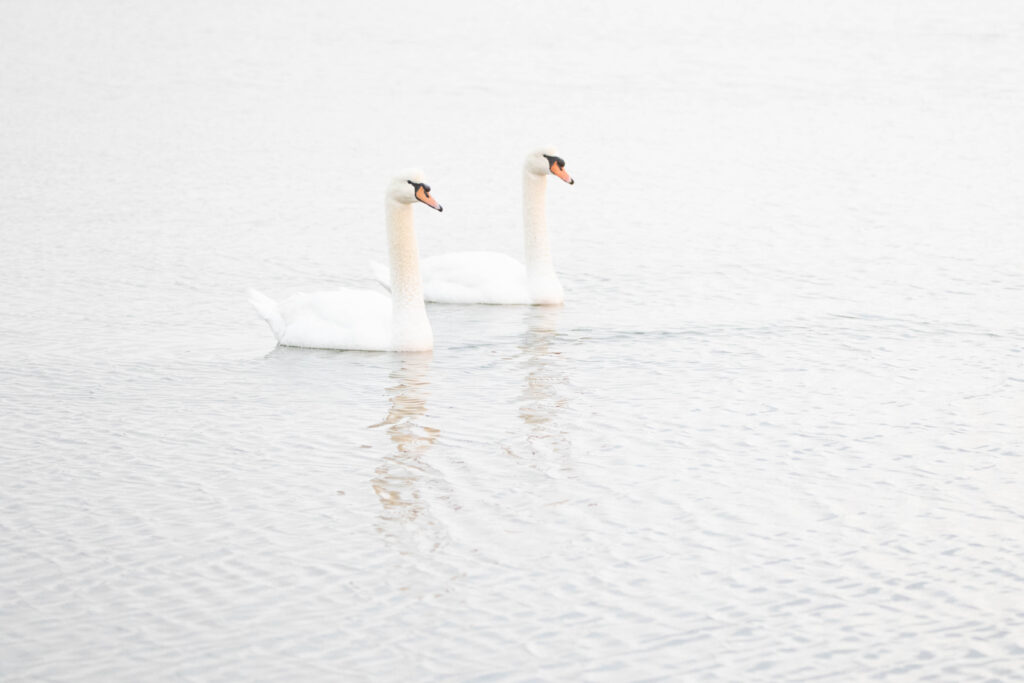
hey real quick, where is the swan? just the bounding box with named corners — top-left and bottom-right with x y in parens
top-left (248, 170), bottom-right (442, 351)
top-left (372, 147), bottom-right (573, 305)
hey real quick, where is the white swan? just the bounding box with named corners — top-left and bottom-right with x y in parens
top-left (372, 147), bottom-right (573, 305)
top-left (248, 170), bottom-right (442, 351)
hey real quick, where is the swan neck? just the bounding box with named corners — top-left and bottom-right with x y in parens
top-left (385, 200), bottom-right (426, 317)
top-left (522, 171), bottom-right (552, 274)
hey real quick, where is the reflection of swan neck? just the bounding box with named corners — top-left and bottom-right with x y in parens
top-left (521, 307), bottom-right (562, 371)
top-left (380, 355), bottom-right (434, 429)
top-left (372, 356), bottom-right (438, 521)
top-left (522, 170), bottom-right (553, 278)
top-left (526, 305), bottom-right (562, 336)
top-left (519, 307), bottom-right (567, 443)
top-left (386, 199), bottom-right (430, 349)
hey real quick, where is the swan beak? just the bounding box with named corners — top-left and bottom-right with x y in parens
top-left (415, 185), bottom-right (443, 212)
top-left (551, 164), bottom-right (574, 185)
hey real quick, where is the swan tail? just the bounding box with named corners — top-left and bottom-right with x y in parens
top-left (247, 289), bottom-right (286, 341)
top-left (370, 261), bottom-right (391, 291)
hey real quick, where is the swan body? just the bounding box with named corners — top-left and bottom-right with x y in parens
top-left (248, 288), bottom-right (394, 351)
top-left (371, 251), bottom-right (531, 305)
top-left (249, 170), bottom-right (442, 351)
top-left (372, 147), bottom-right (573, 305)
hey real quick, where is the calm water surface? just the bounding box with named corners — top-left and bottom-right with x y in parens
top-left (2, 1), bottom-right (1023, 679)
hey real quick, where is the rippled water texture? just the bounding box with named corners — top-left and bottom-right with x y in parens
top-left (2, 1), bottom-right (1023, 679)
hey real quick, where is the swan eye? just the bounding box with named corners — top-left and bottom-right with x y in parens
top-left (406, 180), bottom-right (432, 196)
top-left (543, 154), bottom-right (566, 170)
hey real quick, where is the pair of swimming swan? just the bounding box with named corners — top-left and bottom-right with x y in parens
top-left (248, 147), bottom-right (574, 352)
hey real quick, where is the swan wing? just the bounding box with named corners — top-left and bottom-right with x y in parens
top-left (369, 261), bottom-right (391, 291)
top-left (420, 251), bottom-right (530, 304)
top-left (274, 288), bottom-right (393, 350)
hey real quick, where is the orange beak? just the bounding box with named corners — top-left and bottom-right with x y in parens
top-left (550, 161), bottom-right (574, 185)
top-left (415, 185), bottom-right (443, 212)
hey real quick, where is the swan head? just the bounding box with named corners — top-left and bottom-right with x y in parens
top-left (525, 147), bottom-right (574, 184)
top-left (388, 168), bottom-right (443, 211)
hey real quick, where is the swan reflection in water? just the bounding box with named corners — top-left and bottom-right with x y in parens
top-left (517, 306), bottom-right (572, 461)
top-left (369, 353), bottom-right (443, 538)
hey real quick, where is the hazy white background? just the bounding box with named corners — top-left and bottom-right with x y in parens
top-left (1, 0), bottom-right (1022, 679)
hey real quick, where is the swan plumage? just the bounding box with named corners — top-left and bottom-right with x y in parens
top-left (249, 169), bottom-right (442, 351)
top-left (248, 288), bottom-right (394, 351)
top-left (372, 147), bottom-right (573, 305)
top-left (371, 251), bottom-right (530, 305)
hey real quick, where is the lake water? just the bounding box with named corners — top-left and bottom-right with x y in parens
top-left (2, 1), bottom-right (1023, 679)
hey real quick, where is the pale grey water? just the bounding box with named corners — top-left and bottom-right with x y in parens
top-left (2, 1), bottom-right (1023, 680)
